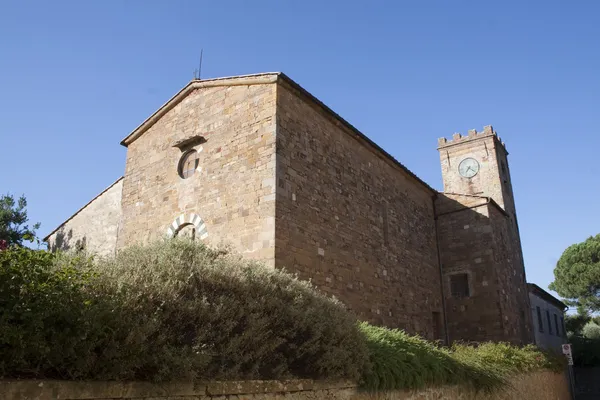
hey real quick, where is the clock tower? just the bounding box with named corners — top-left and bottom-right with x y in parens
top-left (435, 125), bottom-right (533, 345)
top-left (437, 125), bottom-right (516, 217)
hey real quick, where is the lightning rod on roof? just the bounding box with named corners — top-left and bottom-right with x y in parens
top-left (193, 49), bottom-right (204, 80)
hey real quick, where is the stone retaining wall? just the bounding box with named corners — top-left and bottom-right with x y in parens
top-left (1, 371), bottom-right (570, 400)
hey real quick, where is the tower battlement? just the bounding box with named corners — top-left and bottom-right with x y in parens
top-left (437, 125), bottom-right (507, 152)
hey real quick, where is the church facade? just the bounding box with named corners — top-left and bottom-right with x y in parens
top-left (45, 72), bottom-right (533, 345)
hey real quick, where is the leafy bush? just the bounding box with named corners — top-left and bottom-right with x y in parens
top-left (583, 322), bottom-right (600, 339)
top-left (570, 335), bottom-right (600, 366)
top-left (0, 239), bottom-right (565, 390)
top-left (451, 342), bottom-right (564, 376)
top-left (565, 312), bottom-right (591, 336)
top-left (0, 240), bottom-right (368, 381)
top-left (0, 246), bottom-right (100, 379)
top-left (359, 323), bottom-right (504, 392)
top-left (359, 324), bottom-right (565, 393)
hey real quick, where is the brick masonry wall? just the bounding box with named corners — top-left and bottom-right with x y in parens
top-left (117, 79), bottom-right (278, 265)
top-left (437, 128), bottom-right (533, 344)
top-left (274, 80), bottom-right (443, 339)
top-left (0, 372), bottom-right (571, 400)
top-left (488, 204), bottom-right (532, 344)
top-left (46, 178), bottom-right (123, 257)
top-left (435, 197), bottom-right (505, 343)
top-left (438, 129), bottom-right (509, 211)
top-left (435, 195), bottom-right (532, 344)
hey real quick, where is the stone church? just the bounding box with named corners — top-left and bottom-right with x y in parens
top-left (45, 72), bottom-right (533, 345)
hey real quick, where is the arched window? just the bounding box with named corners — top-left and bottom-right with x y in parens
top-left (175, 223), bottom-right (196, 240)
top-left (166, 213), bottom-right (208, 240)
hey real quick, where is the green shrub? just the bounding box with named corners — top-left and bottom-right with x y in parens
top-left (0, 246), bottom-right (100, 379)
top-left (359, 324), bottom-right (565, 392)
top-left (0, 240), bottom-right (565, 389)
top-left (583, 322), bottom-right (600, 339)
top-left (0, 240), bottom-right (368, 381)
top-left (359, 323), bottom-right (505, 392)
top-left (570, 335), bottom-right (600, 366)
top-left (451, 342), bottom-right (564, 376)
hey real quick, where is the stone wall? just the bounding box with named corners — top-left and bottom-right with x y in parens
top-left (488, 204), bottom-right (531, 344)
top-left (436, 126), bottom-right (533, 345)
top-left (274, 79), bottom-right (444, 340)
top-left (0, 372), bottom-right (571, 400)
top-left (435, 196), bottom-right (505, 343)
top-left (46, 178), bottom-right (123, 257)
top-left (117, 76), bottom-right (278, 265)
top-left (437, 128), bottom-right (510, 212)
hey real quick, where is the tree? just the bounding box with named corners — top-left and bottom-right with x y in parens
top-left (565, 311), bottom-right (591, 336)
top-left (550, 234), bottom-right (600, 313)
top-left (0, 194), bottom-right (40, 247)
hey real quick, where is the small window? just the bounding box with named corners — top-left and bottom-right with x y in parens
top-left (178, 150), bottom-right (200, 179)
top-left (561, 317), bottom-right (565, 337)
top-left (536, 307), bottom-right (544, 333)
top-left (546, 310), bottom-right (553, 335)
top-left (554, 314), bottom-right (560, 336)
top-left (450, 274), bottom-right (470, 298)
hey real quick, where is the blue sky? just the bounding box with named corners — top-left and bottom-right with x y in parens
top-left (1, 1), bottom-right (598, 301)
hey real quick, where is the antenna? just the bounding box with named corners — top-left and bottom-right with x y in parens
top-left (193, 49), bottom-right (204, 80)
top-left (198, 49), bottom-right (203, 80)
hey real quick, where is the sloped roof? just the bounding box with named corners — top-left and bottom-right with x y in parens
top-left (528, 283), bottom-right (568, 311)
top-left (42, 177), bottom-right (124, 242)
top-left (120, 72), bottom-right (436, 194)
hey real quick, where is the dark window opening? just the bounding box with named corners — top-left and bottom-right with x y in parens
top-left (450, 274), bottom-right (470, 298)
top-left (536, 306), bottom-right (544, 333)
top-left (546, 310), bottom-right (553, 335)
top-left (561, 317), bottom-right (565, 337)
top-left (554, 314), bottom-right (560, 336)
top-left (175, 223), bottom-right (196, 240)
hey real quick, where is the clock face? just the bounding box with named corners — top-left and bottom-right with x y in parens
top-left (458, 158), bottom-right (480, 178)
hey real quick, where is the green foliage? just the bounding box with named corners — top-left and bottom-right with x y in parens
top-left (565, 312), bottom-right (591, 336)
top-left (0, 194), bottom-right (40, 247)
top-left (451, 342), bottom-right (564, 376)
top-left (359, 323), bottom-right (504, 392)
top-left (1, 239), bottom-right (566, 388)
top-left (569, 336), bottom-right (600, 366)
top-left (358, 324), bottom-right (563, 393)
top-left (582, 322), bottom-right (600, 340)
top-left (549, 234), bottom-right (600, 313)
top-left (0, 246), bottom-right (99, 379)
top-left (0, 239), bottom-right (368, 381)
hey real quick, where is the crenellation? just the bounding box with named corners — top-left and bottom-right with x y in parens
top-left (437, 125), bottom-right (508, 152)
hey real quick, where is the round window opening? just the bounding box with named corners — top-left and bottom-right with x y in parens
top-left (178, 150), bottom-right (200, 179)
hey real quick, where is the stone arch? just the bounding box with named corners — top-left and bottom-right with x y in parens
top-left (166, 213), bottom-right (208, 240)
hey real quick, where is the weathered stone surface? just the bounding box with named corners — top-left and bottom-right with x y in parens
top-left (274, 80), bottom-right (443, 339)
top-left (436, 128), bottom-right (533, 344)
top-left (117, 79), bottom-right (278, 266)
top-left (46, 178), bottom-right (123, 257)
top-left (44, 74), bottom-right (535, 346)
